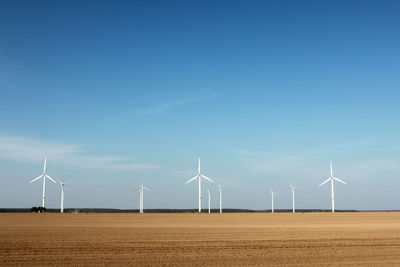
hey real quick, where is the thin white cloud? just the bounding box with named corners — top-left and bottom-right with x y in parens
top-left (138, 95), bottom-right (214, 115)
top-left (231, 146), bottom-right (400, 159)
top-left (0, 134), bottom-right (159, 171)
top-left (174, 169), bottom-right (196, 177)
top-left (103, 94), bottom-right (218, 122)
top-left (251, 158), bottom-right (305, 173)
top-left (232, 147), bottom-right (400, 179)
top-left (344, 160), bottom-right (400, 179)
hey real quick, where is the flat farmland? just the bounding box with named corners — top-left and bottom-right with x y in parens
top-left (1, 213), bottom-right (400, 266)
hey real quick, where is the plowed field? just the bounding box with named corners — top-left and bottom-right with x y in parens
top-left (1, 212), bottom-right (400, 266)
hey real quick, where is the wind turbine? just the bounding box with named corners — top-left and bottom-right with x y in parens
top-left (218, 184), bottom-right (223, 213)
top-left (58, 179), bottom-right (70, 213)
top-left (207, 190), bottom-right (211, 213)
top-left (185, 158), bottom-right (215, 212)
top-left (135, 180), bottom-right (150, 213)
top-left (289, 184), bottom-right (298, 213)
top-left (270, 189), bottom-right (278, 213)
top-left (319, 161), bottom-right (346, 213)
top-left (29, 158), bottom-right (57, 208)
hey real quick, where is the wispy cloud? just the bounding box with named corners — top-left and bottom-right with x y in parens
top-left (231, 146), bottom-right (400, 159)
top-left (103, 94), bottom-right (218, 122)
top-left (250, 156), bottom-right (307, 173)
top-left (231, 145), bottom-right (400, 177)
top-left (174, 169), bottom-right (196, 177)
top-left (138, 95), bottom-right (214, 115)
top-left (344, 160), bottom-right (400, 180)
top-left (0, 134), bottom-right (159, 171)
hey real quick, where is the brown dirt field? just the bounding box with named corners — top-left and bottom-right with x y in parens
top-left (1, 212), bottom-right (400, 266)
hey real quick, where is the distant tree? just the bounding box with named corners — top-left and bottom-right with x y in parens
top-left (30, 206), bottom-right (46, 213)
top-left (29, 207), bottom-right (37, 212)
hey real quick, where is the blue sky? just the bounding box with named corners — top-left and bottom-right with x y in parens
top-left (1, 0), bottom-right (400, 210)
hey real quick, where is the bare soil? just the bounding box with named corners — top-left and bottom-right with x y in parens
top-left (1, 212), bottom-right (400, 266)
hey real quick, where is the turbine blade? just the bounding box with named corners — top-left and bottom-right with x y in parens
top-left (29, 175), bottom-right (43, 183)
top-left (135, 187), bottom-right (141, 192)
top-left (185, 175), bottom-right (199, 184)
top-left (333, 177), bottom-right (347, 184)
top-left (143, 186), bottom-right (151, 192)
top-left (198, 158), bottom-right (200, 174)
top-left (58, 180), bottom-right (71, 185)
top-left (45, 175), bottom-right (57, 183)
top-left (330, 161), bottom-right (333, 177)
top-left (319, 177), bottom-right (331, 187)
top-left (43, 157), bottom-right (47, 174)
top-left (201, 174), bottom-right (215, 183)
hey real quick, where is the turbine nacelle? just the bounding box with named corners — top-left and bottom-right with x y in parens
top-left (319, 176), bottom-right (346, 187)
top-left (289, 184), bottom-right (298, 191)
top-left (270, 189), bottom-right (278, 196)
top-left (30, 174), bottom-right (57, 184)
top-left (57, 179), bottom-right (70, 187)
top-left (135, 184), bottom-right (151, 192)
top-left (217, 184), bottom-right (223, 192)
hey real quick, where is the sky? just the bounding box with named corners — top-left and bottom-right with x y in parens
top-left (1, 0), bottom-right (400, 210)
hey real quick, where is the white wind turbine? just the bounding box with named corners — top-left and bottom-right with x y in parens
top-left (289, 184), bottom-right (298, 213)
top-left (58, 179), bottom-right (70, 213)
top-left (218, 184), bottom-right (223, 213)
top-left (270, 189), bottom-right (278, 213)
top-left (136, 180), bottom-right (150, 214)
top-left (185, 158), bottom-right (215, 212)
top-left (29, 158), bottom-right (57, 208)
top-left (207, 190), bottom-right (211, 213)
top-left (319, 161), bottom-right (346, 213)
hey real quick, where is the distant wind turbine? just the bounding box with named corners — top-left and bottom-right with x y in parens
top-left (207, 190), bottom-right (211, 213)
top-left (218, 184), bottom-right (223, 213)
top-left (319, 161), bottom-right (346, 213)
top-left (270, 189), bottom-right (278, 213)
top-left (185, 158), bottom-right (215, 212)
top-left (136, 180), bottom-right (150, 213)
top-left (58, 179), bottom-right (70, 213)
top-left (29, 158), bottom-right (57, 208)
top-left (290, 184), bottom-right (298, 213)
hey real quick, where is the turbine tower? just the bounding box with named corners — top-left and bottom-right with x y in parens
top-left (218, 184), bottom-right (223, 213)
top-left (270, 189), bottom-right (278, 213)
top-left (29, 158), bottom-right (57, 208)
top-left (135, 180), bottom-right (150, 213)
top-left (185, 158), bottom-right (215, 212)
top-left (271, 188), bottom-right (279, 213)
top-left (58, 179), bottom-right (70, 213)
top-left (207, 190), bottom-right (211, 213)
top-left (319, 161), bottom-right (346, 213)
top-left (290, 184), bottom-right (298, 213)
